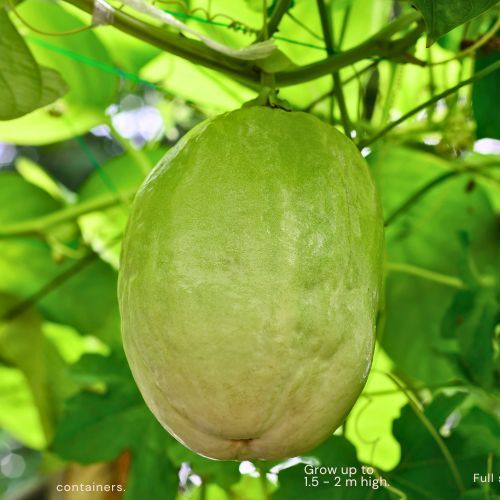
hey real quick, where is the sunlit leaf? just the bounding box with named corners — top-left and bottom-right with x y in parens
top-left (0, 366), bottom-right (46, 449)
top-left (141, 53), bottom-right (255, 112)
top-left (0, 294), bottom-right (74, 444)
top-left (346, 347), bottom-right (405, 470)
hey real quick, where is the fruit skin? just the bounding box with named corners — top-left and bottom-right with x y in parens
top-left (118, 107), bottom-right (384, 461)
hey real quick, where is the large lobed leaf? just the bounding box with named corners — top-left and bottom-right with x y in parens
top-left (369, 146), bottom-right (499, 386)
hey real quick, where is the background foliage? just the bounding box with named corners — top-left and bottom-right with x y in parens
top-left (0, 0), bottom-right (499, 499)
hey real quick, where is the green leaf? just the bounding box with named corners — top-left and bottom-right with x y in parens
top-left (0, 10), bottom-right (67, 120)
top-left (411, 0), bottom-right (499, 46)
top-left (53, 349), bottom-right (180, 498)
top-left (0, 365), bottom-right (47, 449)
top-left (230, 474), bottom-right (276, 499)
top-left (370, 146), bottom-right (499, 385)
top-left (388, 394), bottom-right (500, 498)
top-left (52, 378), bottom-right (148, 462)
top-left (473, 52), bottom-right (500, 140)
top-left (124, 417), bottom-right (178, 500)
top-left (52, 350), bottom-right (151, 463)
top-left (0, 0), bottom-right (117, 144)
top-left (442, 288), bottom-right (498, 389)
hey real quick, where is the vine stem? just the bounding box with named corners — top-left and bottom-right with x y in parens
top-left (363, 380), bottom-right (466, 397)
top-left (62, 0), bottom-right (422, 87)
top-left (385, 262), bottom-right (465, 289)
top-left (301, 61), bottom-right (378, 112)
top-left (262, 0), bottom-right (269, 41)
top-left (63, 0), bottom-right (259, 85)
top-left (0, 188), bottom-right (136, 238)
top-left (256, 0), bottom-right (291, 41)
top-left (316, 0), bottom-right (352, 135)
top-left (374, 371), bottom-right (466, 495)
top-left (276, 12), bottom-right (424, 86)
top-left (359, 59), bottom-right (500, 148)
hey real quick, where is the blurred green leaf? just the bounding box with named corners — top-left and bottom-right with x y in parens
top-left (412, 0), bottom-right (498, 45)
top-left (473, 52), bottom-right (500, 140)
top-left (43, 321), bottom-right (108, 364)
top-left (370, 146), bottom-right (499, 385)
top-left (141, 53), bottom-right (255, 112)
top-left (0, 11), bottom-right (67, 120)
top-left (230, 474), bottom-right (276, 499)
top-left (0, 173), bottom-right (121, 343)
top-left (94, 25), bottom-right (162, 75)
top-left (77, 149), bottom-right (165, 268)
top-left (0, 172), bottom-right (62, 224)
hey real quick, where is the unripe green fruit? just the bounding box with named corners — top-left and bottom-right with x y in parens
top-left (118, 107), bottom-right (383, 461)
